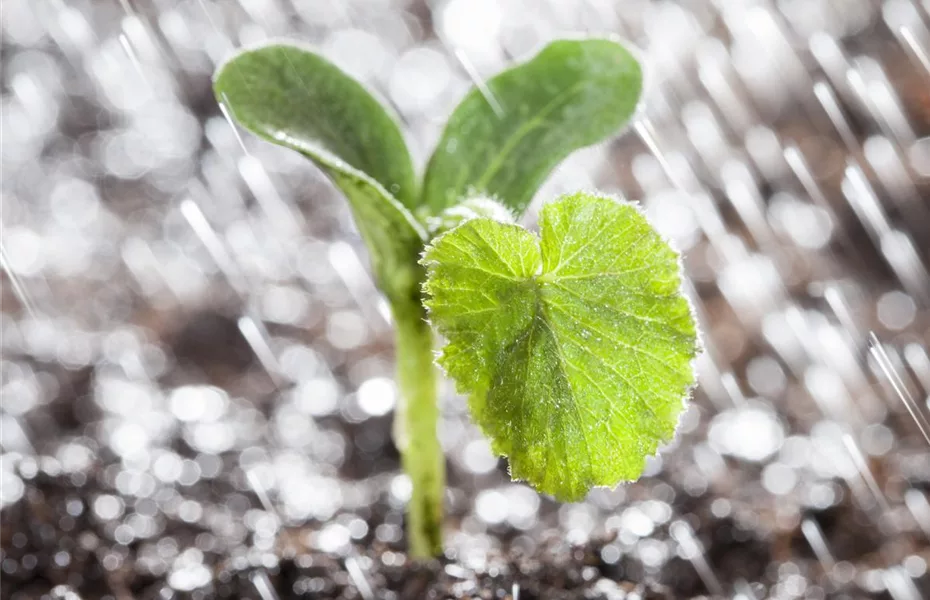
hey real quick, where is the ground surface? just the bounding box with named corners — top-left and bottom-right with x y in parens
top-left (2, 0), bottom-right (930, 599)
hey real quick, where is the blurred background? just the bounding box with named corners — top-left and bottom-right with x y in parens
top-left (2, 0), bottom-right (930, 598)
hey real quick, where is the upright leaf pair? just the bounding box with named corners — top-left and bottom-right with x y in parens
top-left (214, 39), bottom-right (643, 298)
top-left (214, 37), bottom-right (699, 558)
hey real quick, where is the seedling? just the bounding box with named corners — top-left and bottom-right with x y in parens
top-left (214, 38), bottom-right (699, 559)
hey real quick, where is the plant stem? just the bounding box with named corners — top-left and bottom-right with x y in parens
top-left (392, 300), bottom-right (444, 558)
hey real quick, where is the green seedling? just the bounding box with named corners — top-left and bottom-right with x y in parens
top-left (214, 38), bottom-right (700, 559)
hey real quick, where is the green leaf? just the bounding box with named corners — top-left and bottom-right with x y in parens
top-left (214, 42), bottom-right (426, 301)
top-left (420, 39), bottom-right (643, 217)
top-left (215, 42), bottom-right (417, 206)
top-left (422, 192), bottom-right (699, 501)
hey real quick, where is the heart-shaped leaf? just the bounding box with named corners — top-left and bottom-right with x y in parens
top-left (421, 39), bottom-right (643, 217)
top-left (422, 192), bottom-right (698, 500)
top-left (214, 42), bottom-right (425, 301)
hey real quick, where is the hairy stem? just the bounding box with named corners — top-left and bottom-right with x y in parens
top-left (393, 300), bottom-right (444, 558)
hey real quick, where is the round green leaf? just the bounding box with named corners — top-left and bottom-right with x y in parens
top-left (422, 192), bottom-right (699, 500)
